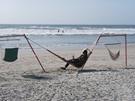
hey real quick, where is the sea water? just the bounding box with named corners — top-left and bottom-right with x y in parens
top-left (0, 24), bottom-right (135, 50)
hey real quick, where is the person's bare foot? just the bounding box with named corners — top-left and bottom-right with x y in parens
top-left (60, 67), bottom-right (66, 70)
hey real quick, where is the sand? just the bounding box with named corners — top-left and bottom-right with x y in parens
top-left (0, 44), bottom-right (135, 101)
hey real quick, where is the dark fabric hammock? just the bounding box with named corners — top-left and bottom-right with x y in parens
top-left (4, 48), bottom-right (18, 62)
top-left (47, 48), bottom-right (92, 68)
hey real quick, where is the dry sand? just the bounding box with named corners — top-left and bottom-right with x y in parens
top-left (0, 44), bottom-right (135, 101)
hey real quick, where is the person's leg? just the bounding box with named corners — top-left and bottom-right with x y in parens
top-left (61, 63), bottom-right (69, 70)
top-left (65, 63), bottom-right (69, 68)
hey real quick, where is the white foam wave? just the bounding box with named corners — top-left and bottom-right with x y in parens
top-left (0, 27), bottom-right (135, 35)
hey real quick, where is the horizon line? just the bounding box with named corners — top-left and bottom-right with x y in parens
top-left (0, 24), bottom-right (135, 26)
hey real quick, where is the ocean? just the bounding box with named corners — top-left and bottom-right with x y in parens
top-left (0, 24), bottom-right (135, 35)
top-left (0, 24), bottom-right (135, 50)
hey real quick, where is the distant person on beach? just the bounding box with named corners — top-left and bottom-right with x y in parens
top-left (58, 29), bottom-right (60, 33)
top-left (62, 30), bottom-right (64, 33)
top-left (61, 49), bottom-right (92, 70)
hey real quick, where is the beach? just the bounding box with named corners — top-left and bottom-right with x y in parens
top-left (0, 0), bottom-right (135, 99)
top-left (0, 25), bottom-right (135, 101)
top-left (0, 42), bottom-right (135, 101)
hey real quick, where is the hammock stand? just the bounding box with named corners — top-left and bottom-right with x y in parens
top-left (0, 33), bottom-right (127, 73)
top-left (0, 34), bottom-right (101, 72)
top-left (26, 34), bottom-right (102, 70)
top-left (100, 34), bottom-right (127, 68)
top-left (0, 34), bottom-right (46, 72)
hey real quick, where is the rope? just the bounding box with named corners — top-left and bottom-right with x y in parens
top-left (26, 37), bottom-right (68, 62)
top-left (26, 37), bottom-right (49, 51)
top-left (26, 34), bottom-right (101, 58)
top-left (91, 34), bottom-right (101, 52)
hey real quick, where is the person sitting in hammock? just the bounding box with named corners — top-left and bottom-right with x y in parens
top-left (61, 49), bottom-right (92, 70)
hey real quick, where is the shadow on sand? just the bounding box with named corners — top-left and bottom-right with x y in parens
top-left (124, 67), bottom-right (135, 69)
top-left (22, 74), bottom-right (53, 80)
top-left (78, 69), bottom-right (118, 73)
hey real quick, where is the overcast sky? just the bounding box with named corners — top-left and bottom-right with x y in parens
top-left (0, 0), bottom-right (135, 24)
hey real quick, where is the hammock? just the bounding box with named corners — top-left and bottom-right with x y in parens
top-left (105, 43), bottom-right (120, 61)
top-left (4, 48), bottom-right (18, 62)
top-left (26, 34), bottom-right (101, 69)
top-left (47, 48), bottom-right (92, 68)
top-left (106, 47), bottom-right (120, 60)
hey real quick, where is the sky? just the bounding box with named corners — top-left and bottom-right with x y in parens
top-left (0, 0), bottom-right (135, 25)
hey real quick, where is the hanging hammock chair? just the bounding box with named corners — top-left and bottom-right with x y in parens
top-left (0, 37), bottom-right (20, 62)
top-left (104, 43), bottom-right (121, 61)
top-left (4, 48), bottom-right (18, 62)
